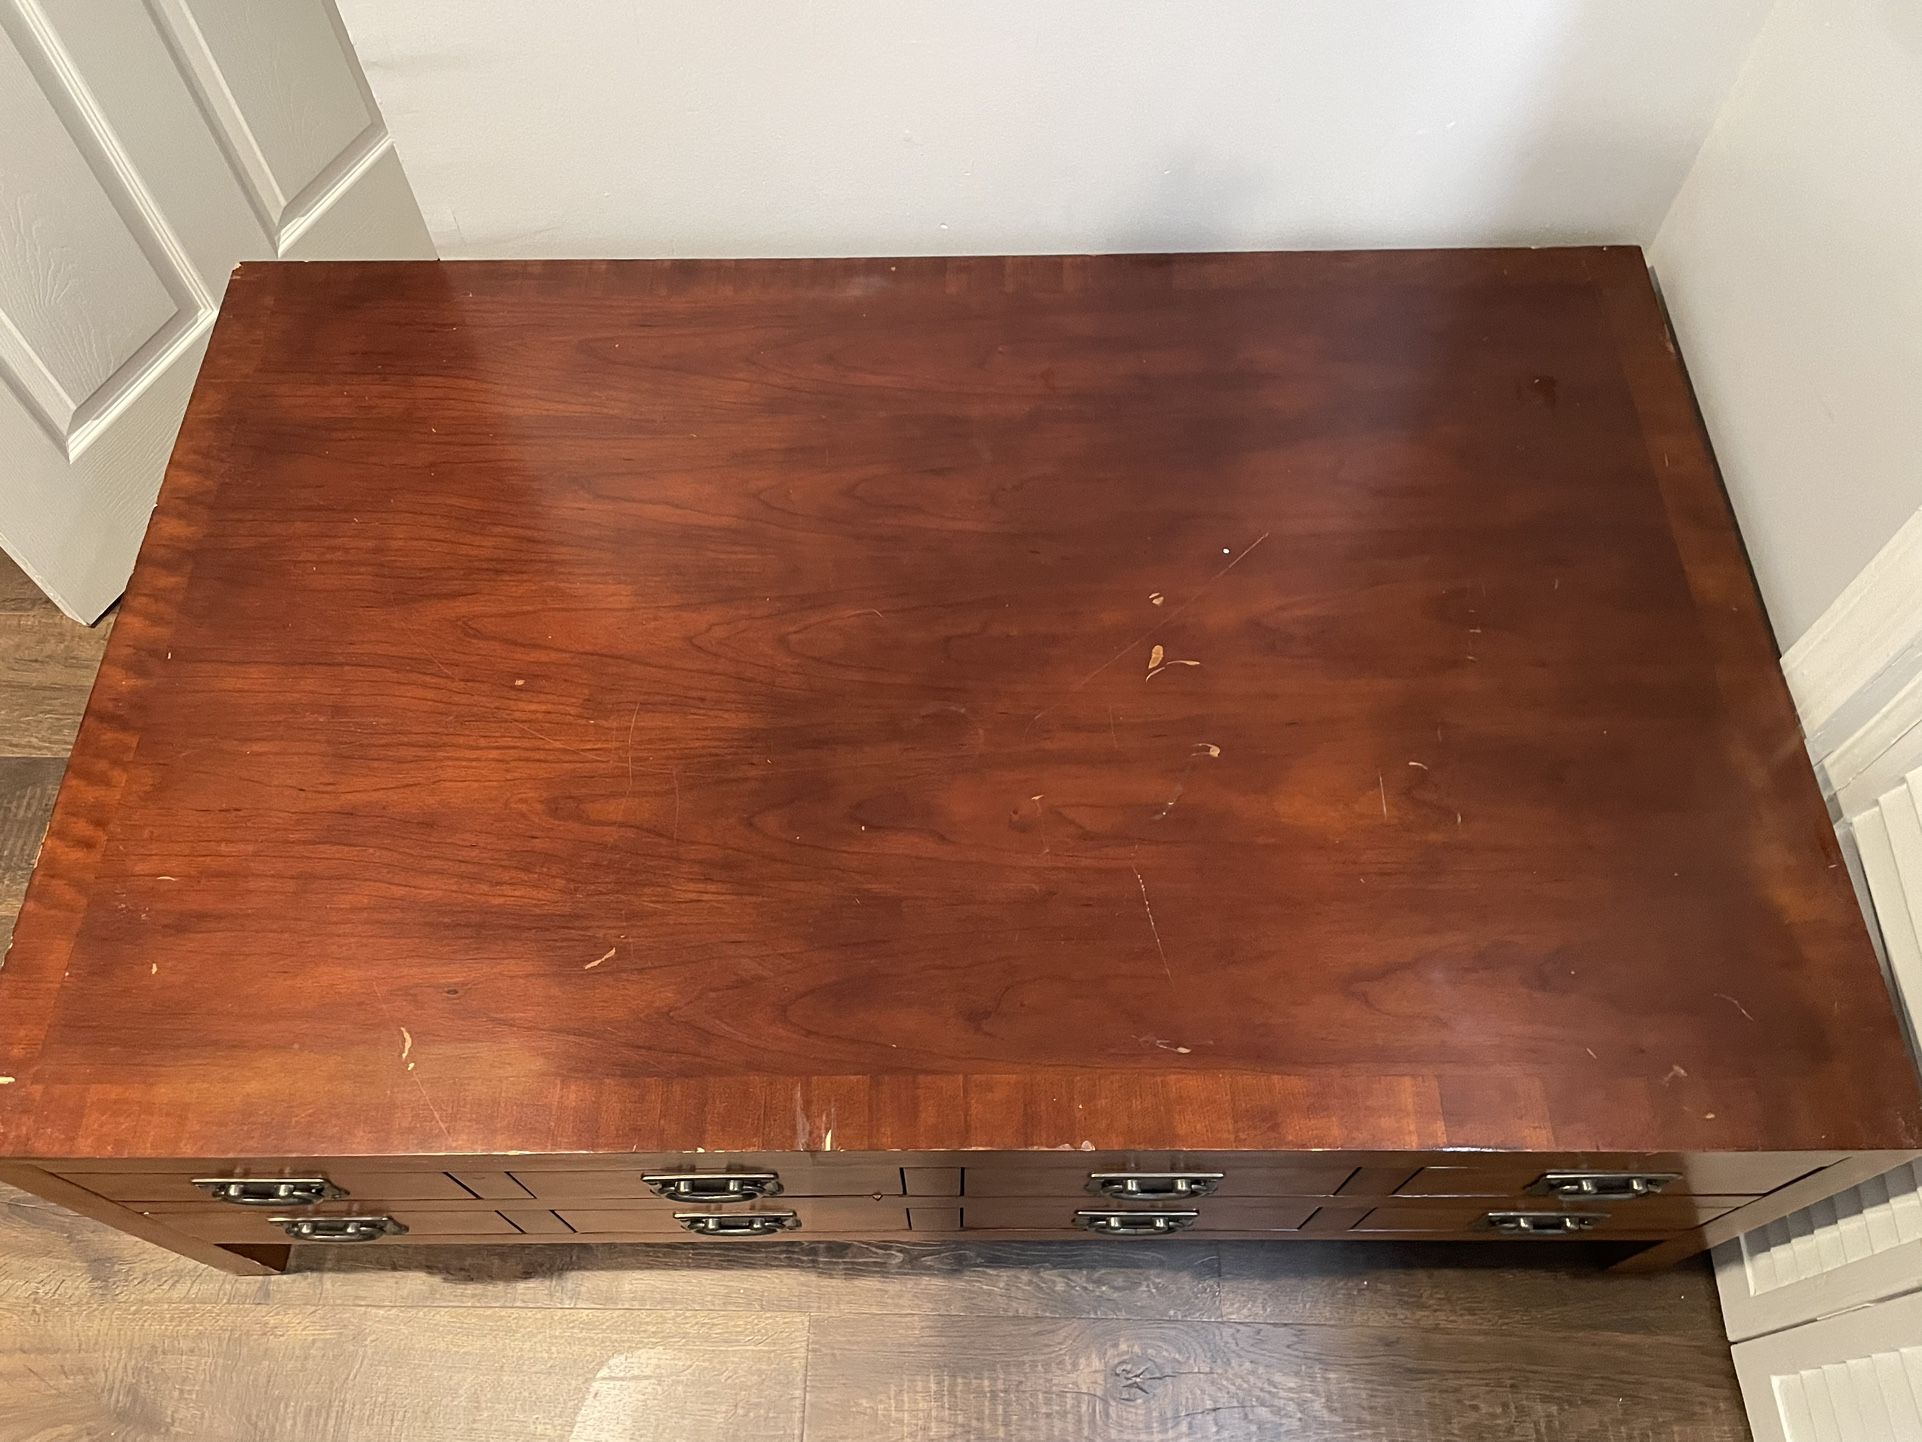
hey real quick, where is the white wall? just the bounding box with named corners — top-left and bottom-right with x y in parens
top-left (336, 0), bottom-right (1770, 260)
top-left (1652, 0), bottom-right (1922, 648)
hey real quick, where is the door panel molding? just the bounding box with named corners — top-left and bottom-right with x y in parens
top-left (145, 0), bottom-right (382, 252)
top-left (0, 0), bottom-right (211, 458)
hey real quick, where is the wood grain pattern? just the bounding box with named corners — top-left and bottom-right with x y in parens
top-left (1, 1301), bottom-right (809, 1442)
top-left (1215, 1238), bottom-right (1726, 1335)
top-left (0, 555), bottom-right (1756, 1438)
top-left (802, 1312), bottom-right (1746, 1442)
top-left (0, 249), bottom-right (1913, 1166)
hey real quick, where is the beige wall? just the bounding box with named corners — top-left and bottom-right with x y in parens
top-left (1652, 0), bottom-right (1922, 647)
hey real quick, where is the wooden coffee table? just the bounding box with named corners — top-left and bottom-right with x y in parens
top-left (3, 250), bottom-right (1914, 1274)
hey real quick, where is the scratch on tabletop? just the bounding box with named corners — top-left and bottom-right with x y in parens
top-left (1714, 993), bottom-right (1757, 1022)
top-left (1131, 863), bottom-right (1176, 994)
top-left (1146, 658), bottom-right (1200, 680)
top-left (1028, 531), bottom-right (1270, 730)
top-left (368, 980), bottom-right (453, 1145)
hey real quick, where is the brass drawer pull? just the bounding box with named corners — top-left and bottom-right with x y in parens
top-left (1531, 1171), bottom-right (1680, 1202)
top-left (193, 1177), bottom-right (346, 1207)
top-left (1073, 1209), bottom-right (1200, 1237)
top-left (643, 1172), bottom-right (783, 1204)
top-left (674, 1211), bottom-right (800, 1237)
top-left (1483, 1210), bottom-right (1607, 1236)
top-left (1087, 1172), bottom-right (1223, 1201)
top-left (269, 1215), bottom-right (406, 1242)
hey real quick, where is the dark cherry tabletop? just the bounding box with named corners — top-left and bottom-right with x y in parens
top-left (3, 249), bottom-right (1916, 1163)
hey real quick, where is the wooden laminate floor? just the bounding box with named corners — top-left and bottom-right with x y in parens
top-left (0, 554), bottom-right (1749, 1442)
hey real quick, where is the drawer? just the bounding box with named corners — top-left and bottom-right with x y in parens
top-left (1349, 1196), bottom-right (1745, 1237)
top-left (961, 1198), bottom-right (1321, 1234)
top-left (1393, 1155), bottom-right (1814, 1199)
top-left (136, 1202), bottom-right (527, 1245)
top-left (139, 1195), bottom-right (913, 1244)
top-left (552, 1197), bottom-right (910, 1236)
top-left (507, 1163), bottom-right (903, 1202)
top-left (72, 1167), bottom-right (481, 1205)
top-left (67, 1159), bottom-right (905, 1208)
top-left (961, 1159), bottom-right (1355, 1200)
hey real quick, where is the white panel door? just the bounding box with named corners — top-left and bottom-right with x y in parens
top-left (1717, 508), bottom-right (1922, 1437)
top-left (1734, 1288), bottom-right (1922, 1442)
top-left (1717, 1159), bottom-right (1922, 1344)
top-left (0, 0), bottom-right (434, 623)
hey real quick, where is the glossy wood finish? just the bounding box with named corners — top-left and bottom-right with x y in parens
top-left (1, 249), bottom-right (1915, 1177)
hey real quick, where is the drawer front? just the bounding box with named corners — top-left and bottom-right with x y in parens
top-left (139, 1197), bottom-right (914, 1244)
top-left (137, 1203), bottom-right (526, 1244)
top-left (1393, 1155), bottom-right (1813, 1199)
top-left (73, 1167), bottom-right (480, 1205)
top-left (962, 1159), bottom-right (1355, 1200)
top-left (553, 1197), bottom-right (910, 1236)
top-left (509, 1163), bottom-right (902, 1202)
top-left (961, 1198), bottom-right (1321, 1233)
top-left (64, 1158), bottom-right (907, 1208)
top-left (1349, 1196), bottom-right (1743, 1237)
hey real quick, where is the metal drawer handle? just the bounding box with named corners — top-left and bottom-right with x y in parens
top-left (1088, 1172), bottom-right (1223, 1201)
top-left (1483, 1210), bottom-right (1607, 1236)
top-left (643, 1172), bottom-right (783, 1204)
top-left (269, 1215), bottom-right (406, 1243)
top-left (1532, 1171), bottom-right (1680, 1202)
top-left (674, 1211), bottom-right (800, 1237)
top-left (1073, 1209), bottom-right (1200, 1237)
top-left (193, 1177), bottom-right (346, 1207)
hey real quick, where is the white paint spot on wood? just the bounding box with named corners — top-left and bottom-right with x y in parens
top-left (585, 947), bottom-right (615, 969)
top-left (1193, 743), bottom-right (1221, 758)
top-left (1149, 593), bottom-right (1164, 606)
top-left (399, 1026), bottom-right (414, 1061)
